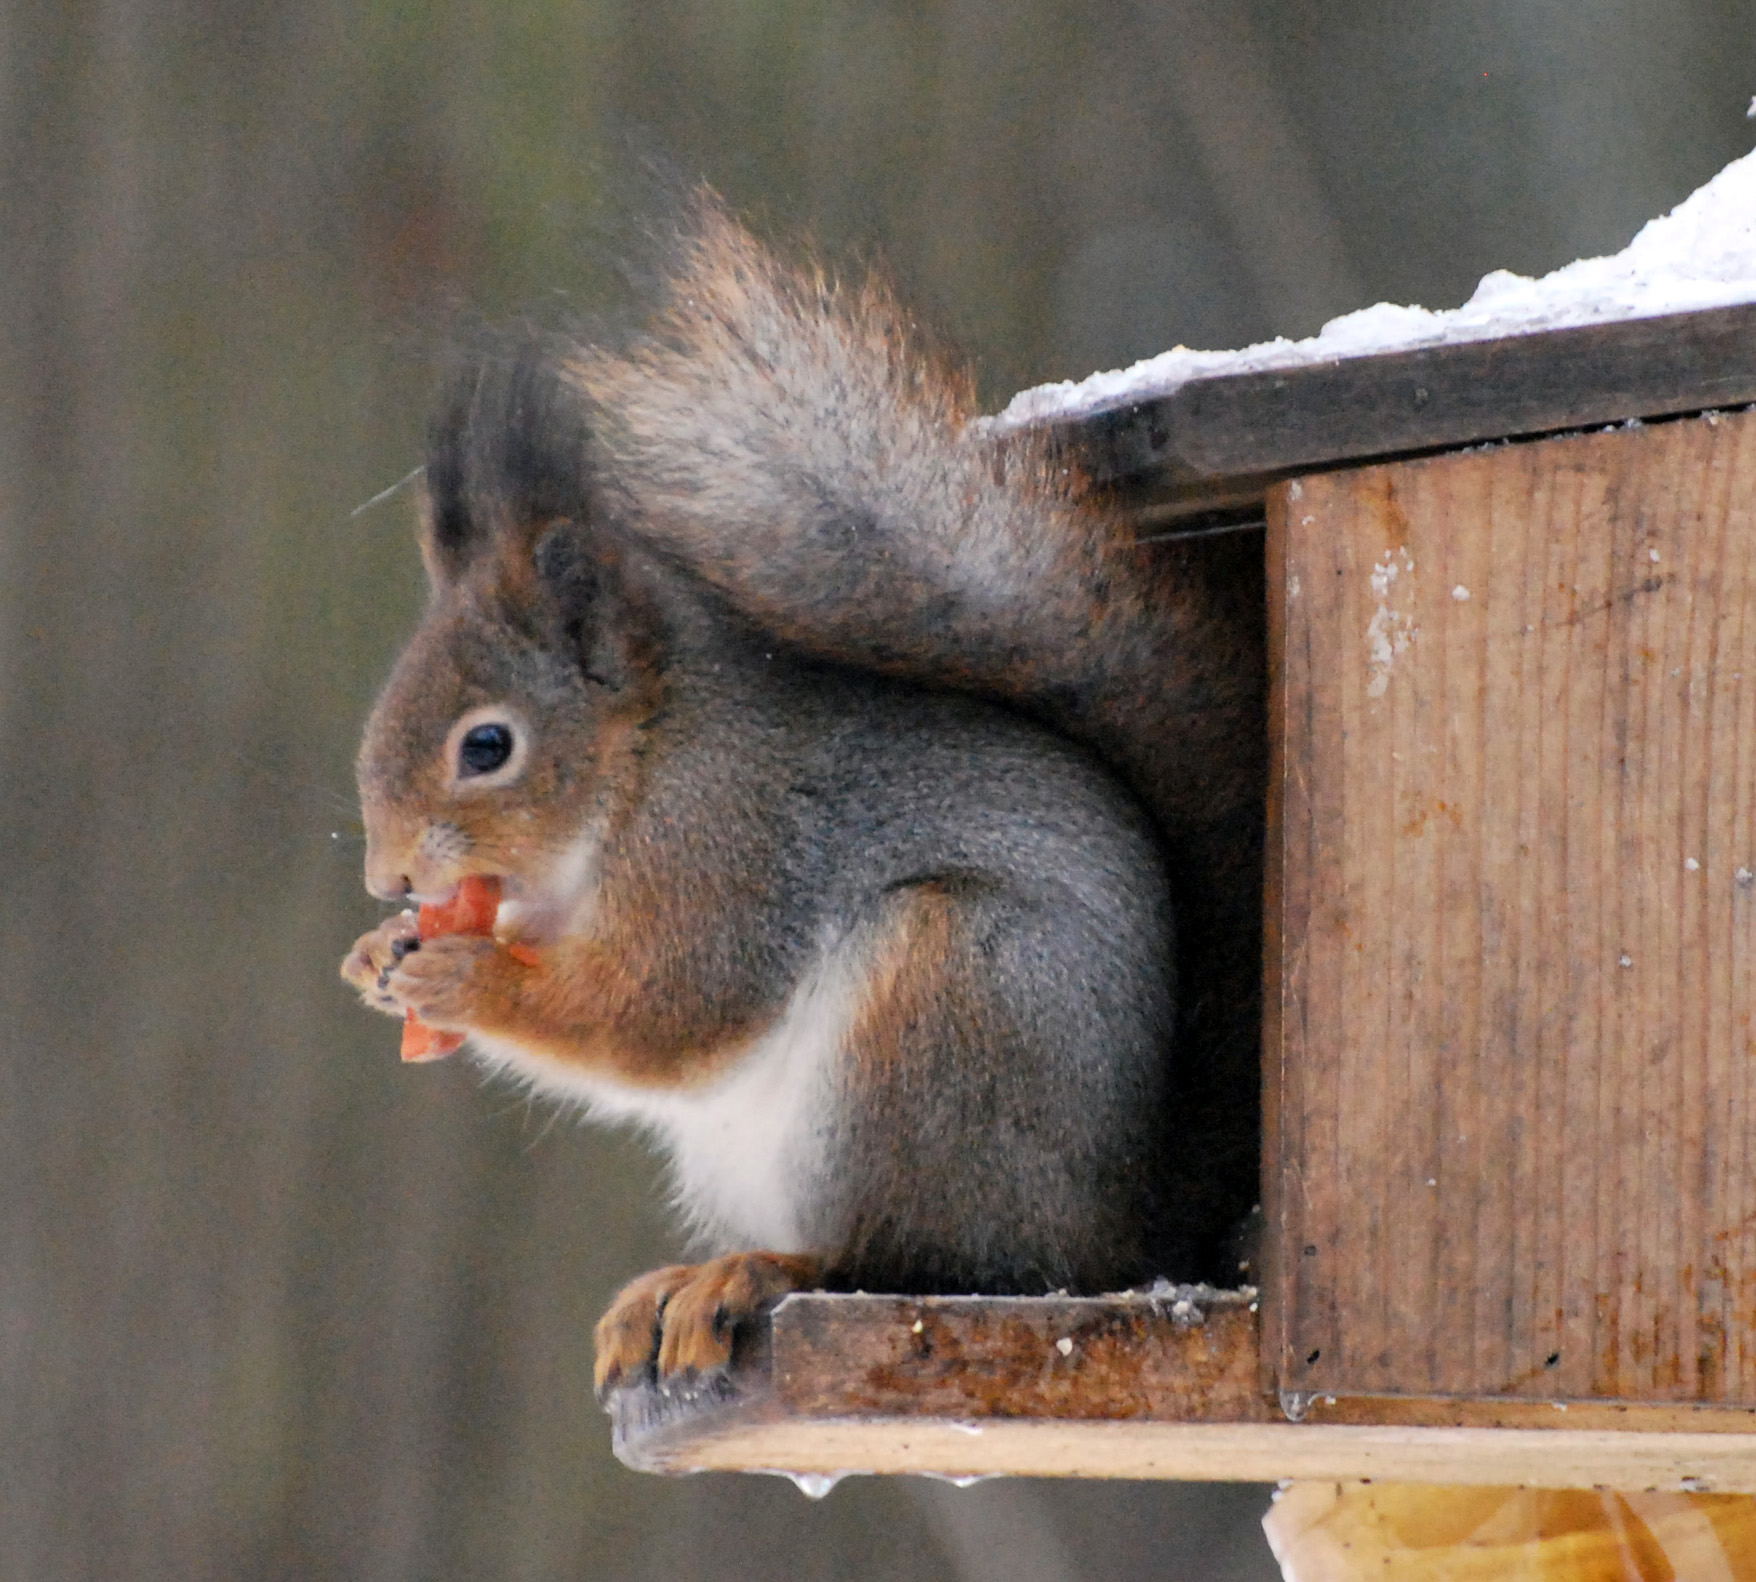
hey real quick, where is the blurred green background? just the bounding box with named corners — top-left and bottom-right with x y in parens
top-left (3, 3), bottom-right (1752, 1578)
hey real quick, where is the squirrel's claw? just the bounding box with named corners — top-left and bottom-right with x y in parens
top-left (593, 1251), bottom-right (821, 1400)
top-left (378, 932), bottom-right (497, 1028)
top-left (341, 913), bottom-right (421, 1012)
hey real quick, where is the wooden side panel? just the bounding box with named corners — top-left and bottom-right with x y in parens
top-left (1268, 408), bottom-right (1756, 1405)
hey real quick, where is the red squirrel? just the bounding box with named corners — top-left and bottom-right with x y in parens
top-left (341, 199), bottom-right (1264, 1397)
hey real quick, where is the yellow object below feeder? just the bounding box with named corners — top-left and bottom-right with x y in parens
top-left (1264, 1482), bottom-right (1756, 1581)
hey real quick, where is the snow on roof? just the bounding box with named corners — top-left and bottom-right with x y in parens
top-left (994, 145), bottom-right (1756, 431)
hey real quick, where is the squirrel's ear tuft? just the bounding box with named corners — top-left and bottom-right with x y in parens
top-left (532, 522), bottom-right (601, 635)
top-left (527, 522), bottom-right (643, 691)
top-left (419, 337), bottom-right (596, 588)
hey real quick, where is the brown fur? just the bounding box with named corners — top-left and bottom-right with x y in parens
top-left (843, 883), bottom-right (963, 1083)
top-left (347, 201), bottom-right (1263, 1396)
top-left (351, 519), bottom-right (801, 1088)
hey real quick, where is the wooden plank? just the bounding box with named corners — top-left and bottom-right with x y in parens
top-left (610, 1294), bottom-right (1756, 1488)
top-left (769, 1291), bottom-right (1268, 1421)
top-left (1063, 303), bottom-right (1756, 510)
top-left (610, 1289), bottom-right (1270, 1445)
top-left (622, 1417), bottom-right (1756, 1491)
top-left (1267, 406), bottom-right (1756, 1408)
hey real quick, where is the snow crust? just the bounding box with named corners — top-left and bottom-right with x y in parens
top-left (995, 145), bottom-right (1756, 429)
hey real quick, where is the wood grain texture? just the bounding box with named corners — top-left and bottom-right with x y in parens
top-left (1267, 407), bottom-right (1756, 1407)
top-left (1067, 304), bottom-right (1756, 508)
top-left (619, 1416), bottom-right (1756, 1490)
top-left (609, 1290), bottom-right (1269, 1446)
top-left (609, 1293), bottom-right (1756, 1484)
top-left (769, 1292), bottom-right (1269, 1421)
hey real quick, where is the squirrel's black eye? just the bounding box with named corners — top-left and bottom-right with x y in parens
top-left (458, 722), bottom-right (515, 776)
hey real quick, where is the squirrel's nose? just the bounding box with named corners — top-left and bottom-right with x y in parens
top-left (364, 851), bottom-right (413, 903)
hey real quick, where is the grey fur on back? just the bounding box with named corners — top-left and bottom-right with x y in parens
top-left (564, 201), bottom-right (1264, 1279)
top-left (637, 580), bottom-right (1178, 1290)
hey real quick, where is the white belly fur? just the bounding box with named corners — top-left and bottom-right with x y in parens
top-left (465, 941), bottom-right (862, 1254)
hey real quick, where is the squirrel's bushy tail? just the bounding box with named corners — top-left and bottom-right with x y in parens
top-left (565, 200), bottom-right (1266, 1273)
top-left (563, 199), bottom-right (1262, 839)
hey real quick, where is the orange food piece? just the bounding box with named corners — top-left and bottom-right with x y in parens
top-left (400, 875), bottom-right (502, 1063)
top-left (421, 874), bottom-right (502, 938)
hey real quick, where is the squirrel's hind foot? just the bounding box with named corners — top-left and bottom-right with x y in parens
top-left (593, 1250), bottom-right (822, 1400)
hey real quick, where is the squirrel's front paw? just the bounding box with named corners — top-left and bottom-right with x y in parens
top-left (593, 1251), bottom-right (822, 1398)
top-left (340, 913), bottom-right (421, 1014)
top-left (378, 933), bottom-right (499, 1029)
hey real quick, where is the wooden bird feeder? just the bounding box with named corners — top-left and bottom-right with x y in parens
top-left (611, 303), bottom-right (1756, 1492)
